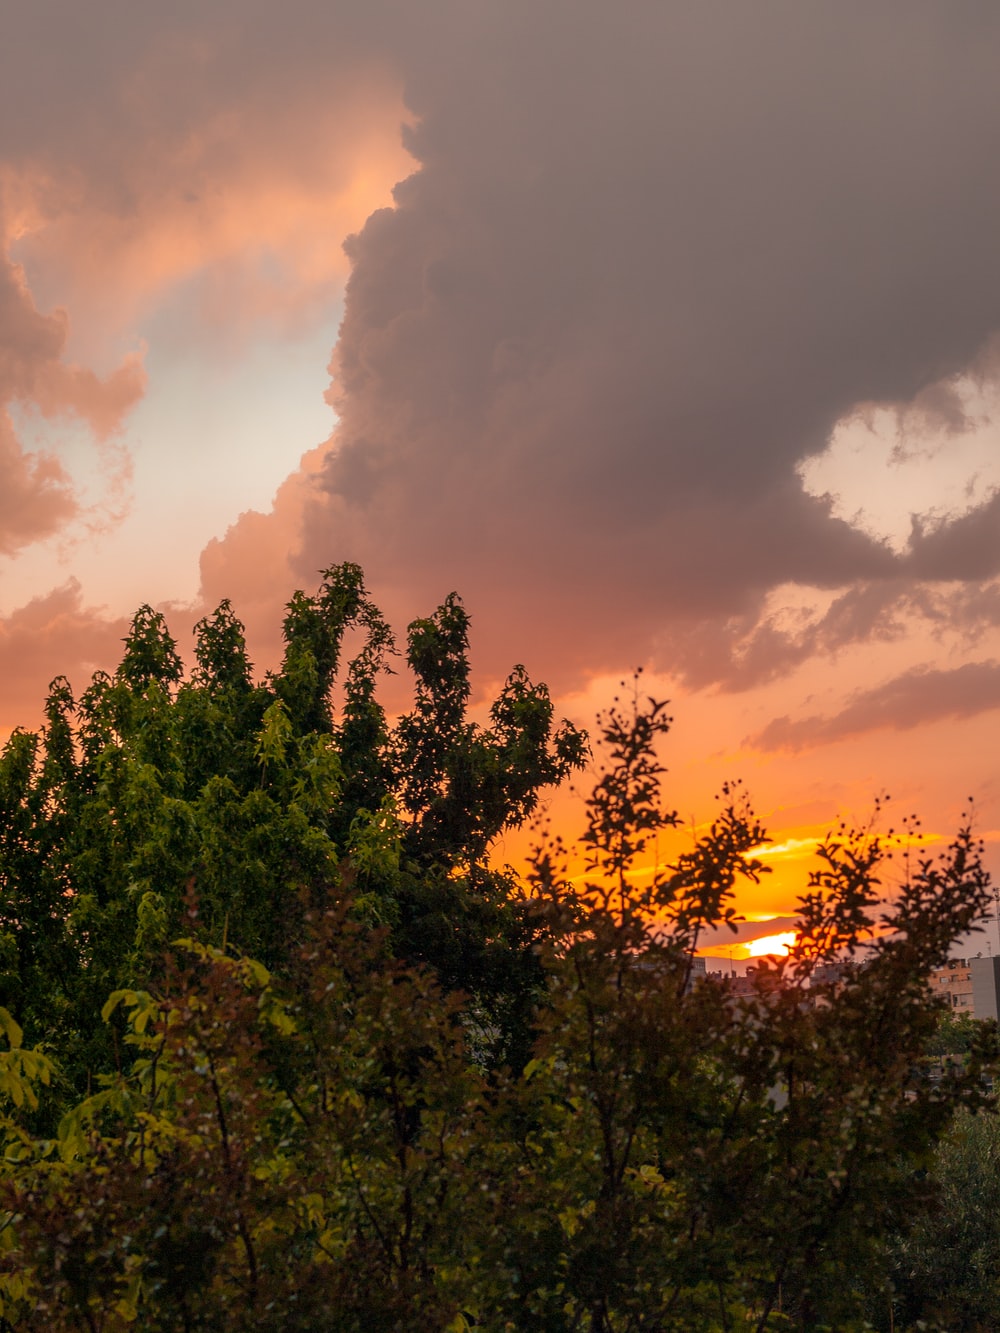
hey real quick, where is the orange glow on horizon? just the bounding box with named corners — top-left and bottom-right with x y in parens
top-left (698, 929), bottom-right (799, 963)
top-left (498, 765), bottom-right (961, 933)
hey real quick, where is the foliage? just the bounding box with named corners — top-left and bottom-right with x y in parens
top-left (0, 566), bottom-right (585, 1098)
top-left (0, 911), bottom-right (484, 1331)
top-left (870, 1109), bottom-right (1000, 1332)
top-left (0, 582), bottom-right (996, 1329)
top-left (510, 690), bottom-right (1000, 1330)
top-left (925, 1010), bottom-right (981, 1057)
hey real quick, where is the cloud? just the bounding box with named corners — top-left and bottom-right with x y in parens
top-left (751, 660), bottom-right (1000, 753)
top-left (9, 3), bottom-right (1000, 695)
top-left (0, 2), bottom-right (413, 573)
top-left (0, 411), bottom-right (74, 557)
top-left (271, 2), bottom-right (1000, 685)
top-left (905, 491), bottom-right (1000, 582)
top-left (659, 574), bottom-right (1000, 695)
top-left (698, 915), bottom-right (803, 951)
top-left (0, 215), bottom-right (145, 555)
top-left (0, 581), bottom-right (128, 731)
top-left (198, 444), bottom-right (330, 670)
top-left (659, 581), bottom-right (918, 695)
top-left (1, 5), bottom-right (412, 354)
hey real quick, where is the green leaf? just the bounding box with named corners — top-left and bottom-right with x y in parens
top-left (0, 1008), bottom-right (23, 1051)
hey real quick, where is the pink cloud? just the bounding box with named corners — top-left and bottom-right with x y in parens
top-left (0, 8), bottom-right (411, 577)
top-left (198, 445), bottom-right (332, 670)
top-left (0, 581), bottom-right (128, 733)
top-left (4, 38), bottom-right (411, 357)
top-left (0, 411), bottom-right (74, 556)
top-left (30, 352), bottom-right (146, 440)
top-left (0, 229), bottom-right (144, 554)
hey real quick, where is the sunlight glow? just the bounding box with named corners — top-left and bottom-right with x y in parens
top-left (746, 931), bottom-right (797, 958)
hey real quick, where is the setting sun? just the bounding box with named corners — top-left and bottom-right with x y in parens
top-left (746, 931), bottom-right (798, 958)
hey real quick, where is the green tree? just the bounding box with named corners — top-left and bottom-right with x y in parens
top-left (0, 566), bottom-right (585, 1102)
top-left (872, 1108), bottom-right (1000, 1331)
top-left (470, 691), bottom-right (998, 1330)
top-left (925, 1009), bottom-right (981, 1057)
top-left (0, 911), bottom-right (484, 1331)
top-left (0, 678), bottom-right (995, 1330)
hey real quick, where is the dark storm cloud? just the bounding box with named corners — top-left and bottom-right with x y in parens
top-left (751, 659), bottom-right (1000, 753)
top-left (286, 1), bottom-right (1000, 682)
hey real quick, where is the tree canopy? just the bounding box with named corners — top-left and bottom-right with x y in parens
top-left (0, 565), bottom-right (585, 1089)
top-left (0, 567), bottom-right (996, 1331)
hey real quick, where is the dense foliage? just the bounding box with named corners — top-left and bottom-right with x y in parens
top-left (0, 565), bottom-right (585, 1090)
top-left (0, 566), bottom-right (996, 1330)
top-left (876, 1109), bottom-right (1000, 1330)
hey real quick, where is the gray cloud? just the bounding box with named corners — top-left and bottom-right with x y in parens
top-left (9, 2), bottom-right (1000, 696)
top-left (661, 581), bottom-right (918, 695)
top-left (751, 659), bottom-right (1000, 753)
top-left (280, 1), bottom-right (1000, 684)
top-left (905, 492), bottom-right (1000, 582)
top-left (658, 574), bottom-right (1000, 696)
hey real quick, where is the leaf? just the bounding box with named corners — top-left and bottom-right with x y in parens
top-left (0, 1009), bottom-right (22, 1052)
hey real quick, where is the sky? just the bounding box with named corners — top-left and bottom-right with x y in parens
top-left (5, 2), bottom-right (1000, 954)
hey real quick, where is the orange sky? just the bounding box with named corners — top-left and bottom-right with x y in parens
top-left (5, 6), bottom-right (1000, 952)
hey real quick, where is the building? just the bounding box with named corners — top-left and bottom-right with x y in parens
top-left (689, 957), bottom-right (707, 983)
top-left (929, 955), bottom-right (1000, 1020)
top-left (810, 961), bottom-right (847, 990)
top-left (971, 956), bottom-right (1000, 1021)
top-left (929, 958), bottom-right (974, 1013)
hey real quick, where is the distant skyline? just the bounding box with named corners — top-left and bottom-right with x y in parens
top-left (5, 2), bottom-right (1000, 943)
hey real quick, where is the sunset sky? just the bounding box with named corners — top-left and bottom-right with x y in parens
top-left (5, 2), bottom-right (1000, 955)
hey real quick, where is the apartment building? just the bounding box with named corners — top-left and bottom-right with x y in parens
top-left (930, 958), bottom-right (974, 1013)
top-left (929, 955), bottom-right (1000, 1020)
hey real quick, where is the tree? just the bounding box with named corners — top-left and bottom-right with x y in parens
top-left (925, 1009), bottom-right (981, 1057)
top-left (0, 909), bottom-right (484, 1331)
top-left (475, 689), bottom-right (1000, 1330)
top-left (855, 1106), bottom-right (1000, 1331)
top-left (0, 667), bottom-right (995, 1330)
top-left (0, 566), bottom-right (586, 1102)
